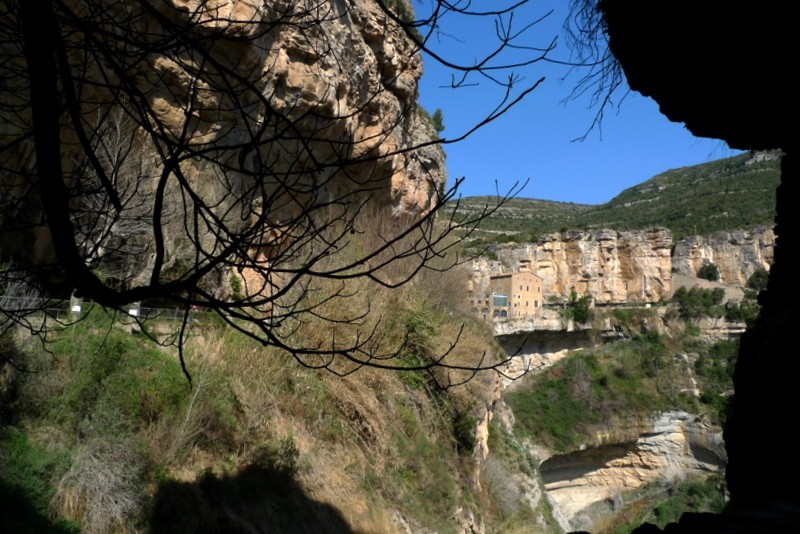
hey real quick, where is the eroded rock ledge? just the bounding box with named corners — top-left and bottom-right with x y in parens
top-left (472, 227), bottom-right (774, 305)
top-left (542, 411), bottom-right (725, 531)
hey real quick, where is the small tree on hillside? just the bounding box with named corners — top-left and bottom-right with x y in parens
top-left (561, 288), bottom-right (593, 324)
top-left (431, 109), bottom-right (445, 134)
top-left (746, 268), bottom-right (769, 292)
top-left (697, 263), bottom-right (721, 282)
top-left (673, 286), bottom-right (725, 319)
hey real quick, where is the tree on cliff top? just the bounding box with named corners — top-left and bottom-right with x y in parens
top-left (0, 0), bottom-right (551, 379)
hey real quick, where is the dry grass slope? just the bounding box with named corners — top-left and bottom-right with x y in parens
top-left (1, 228), bottom-right (551, 533)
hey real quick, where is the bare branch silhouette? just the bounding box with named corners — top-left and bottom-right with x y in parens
top-left (1, 0), bottom-right (551, 380)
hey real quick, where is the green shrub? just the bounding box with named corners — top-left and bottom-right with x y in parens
top-left (742, 288), bottom-right (758, 301)
top-left (672, 287), bottom-right (725, 319)
top-left (633, 332), bottom-right (667, 378)
top-left (684, 321), bottom-right (701, 337)
top-left (560, 289), bottom-right (593, 324)
top-left (50, 325), bottom-right (187, 434)
top-left (507, 356), bottom-right (602, 451)
top-left (698, 391), bottom-right (730, 424)
top-left (724, 299), bottom-right (760, 326)
top-left (694, 339), bottom-right (738, 423)
top-left (452, 410), bottom-right (477, 456)
top-left (230, 272), bottom-right (244, 301)
top-left (383, 0), bottom-right (423, 41)
top-left (431, 108), bottom-right (445, 133)
top-left (0, 428), bottom-right (80, 533)
top-left (191, 380), bottom-right (241, 452)
top-left (615, 475), bottom-right (727, 533)
top-left (697, 263), bottom-right (720, 281)
top-left (612, 308), bottom-right (635, 325)
top-left (391, 301), bottom-right (443, 389)
top-left (0, 428), bottom-right (69, 517)
top-left (746, 268), bottom-right (769, 291)
top-left (251, 437), bottom-right (300, 478)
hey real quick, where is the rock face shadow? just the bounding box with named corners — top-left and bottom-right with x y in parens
top-left (148, 464), bottom-right (357, 534)
top-left (0, 479), bottom-right (76, 534)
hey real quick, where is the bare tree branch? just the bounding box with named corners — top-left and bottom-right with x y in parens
top-left (0, 0), bottom-right (552, 379)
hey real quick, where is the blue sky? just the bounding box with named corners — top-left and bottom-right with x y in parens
top-left (414, 0), bottom-right (739, 205)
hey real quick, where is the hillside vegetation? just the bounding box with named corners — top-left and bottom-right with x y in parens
top-left (452, 197), bottom-right (591, 243)
top-left (508, 330), bottom-right (736, 453)
top-left (504, 296), bottom-right (746, 531)
top-left (1, 149), bottom-right (774, 532)
top-left (0, 263), bottom-right (559, 533)
top-left (458, 151), bottom-right (780, 245)
top-left (507, 280), bottom-right (756, 454)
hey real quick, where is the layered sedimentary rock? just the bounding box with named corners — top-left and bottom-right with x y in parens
top-left (474, 226), bottom-right (774, 306)
top-left (672, 227), bottom-right (774, 285)
top-left (0, 0), bottom-right (445, 290)
top-left (475, 228), bottom-right (674, 304)
top-left (541, 411), bottom-right (726, 531)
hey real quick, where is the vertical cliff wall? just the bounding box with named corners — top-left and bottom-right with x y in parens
top-left (472, 226), bottom-right (774, 305)
top-left (481, 228), bottom-right (673, 304)
top-left (672, 227), bottom-right (774, 285)
top-left (0, 0), bottom-right (446, 290)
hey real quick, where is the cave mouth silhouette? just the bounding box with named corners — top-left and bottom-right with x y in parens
top-left (594, 1), bottom-right (797, 531)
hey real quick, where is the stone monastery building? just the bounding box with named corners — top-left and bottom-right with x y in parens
top-left (471, 271), bottom-right (543, 321)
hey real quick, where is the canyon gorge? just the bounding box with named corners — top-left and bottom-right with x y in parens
top-left (1, 0), bottom-right (788, 532)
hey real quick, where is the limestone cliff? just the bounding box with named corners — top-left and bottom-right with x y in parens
top-left (542, 412), bottom-right (725, 531)
top-left (672, 227), bottom-right (774, 285)
top-left (480, 330), bottom-right (727, 532)
top-left (473, 226), bottom-right (773, 306)
top-left (475, 228), bottom-right (673, 304)
top-left (0, 0), bottom-right (446, 291)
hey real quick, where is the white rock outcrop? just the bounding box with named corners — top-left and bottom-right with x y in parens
top-left (473, 226), bottom-right (774, 307)
top-left (672, 227), bottom-right (774, 285)
top-left (541, 411), bottom-right (726, 530)
top-left (477, 229), bottom-right (674, 305)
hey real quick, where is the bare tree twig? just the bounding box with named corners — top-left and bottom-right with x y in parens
top-left (1, 0), bottom-right (553, 380)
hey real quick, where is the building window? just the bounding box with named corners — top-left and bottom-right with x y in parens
top-left (492, 293), bottom-right (509, 307)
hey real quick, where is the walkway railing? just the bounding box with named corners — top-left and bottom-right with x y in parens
top-left (1, 296), bottom-right (195, 327)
